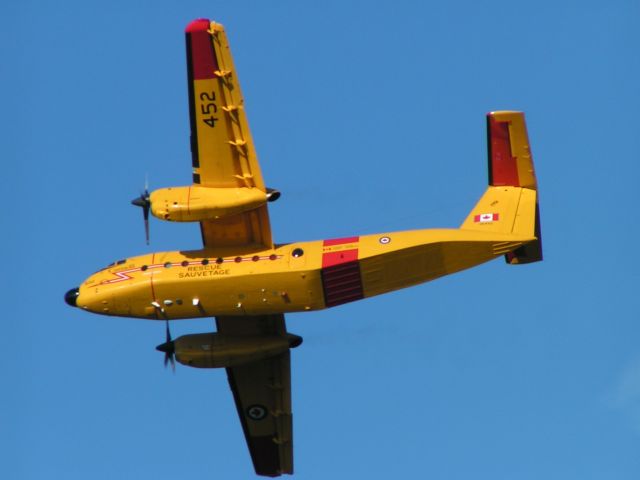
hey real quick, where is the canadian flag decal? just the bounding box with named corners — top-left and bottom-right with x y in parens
top-left (474, 213), bottom-right (499, 223)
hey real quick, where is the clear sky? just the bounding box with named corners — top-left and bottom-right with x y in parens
top-left (3, 1), bottom-right (640, 478)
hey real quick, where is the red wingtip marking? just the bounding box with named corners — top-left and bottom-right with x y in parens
top-left (489, 117), bottom-right (520, 186)
top-left (185, 19), bottom-right (210, 33)
top-left (186, 20), bottom-right (218, 80)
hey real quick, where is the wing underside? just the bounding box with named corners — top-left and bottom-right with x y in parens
top-left (216, 315), bottom-right (294, 476)
top-left (185, 19), bottom-right (273, 249)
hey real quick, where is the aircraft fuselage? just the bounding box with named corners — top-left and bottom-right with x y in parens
top-left (73, 228), bottom-right (527, 319)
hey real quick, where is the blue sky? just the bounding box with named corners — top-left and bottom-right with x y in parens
top-left (3, 1), bottom-right (640, 478)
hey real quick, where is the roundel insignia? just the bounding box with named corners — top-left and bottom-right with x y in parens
top-left (379, 236), bottom-right (391, 244)
top-left (246, 404), bottom-right (268, 421)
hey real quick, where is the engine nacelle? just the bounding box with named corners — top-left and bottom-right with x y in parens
top-left (173, 332), bottom-right (303, 369)
top-left (150, 186), bottom-right (268, 222)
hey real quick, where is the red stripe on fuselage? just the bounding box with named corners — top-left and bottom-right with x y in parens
top-left (320, 235), bottom-right (364, 305)
top-left (323, 236), bottom-right (359, 247)
top-left (322, 250), bottom-right (358, 268)
top-left (321, 237), bottom-right (360, 268)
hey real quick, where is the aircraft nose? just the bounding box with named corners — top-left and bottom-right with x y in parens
top-left (64, 287), bottom-right (80, 307)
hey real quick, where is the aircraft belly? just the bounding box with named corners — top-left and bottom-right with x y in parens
top-left (150, 269), bottom-right (324, 318)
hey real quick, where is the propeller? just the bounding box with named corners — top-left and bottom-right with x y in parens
top-left (131, 178), bottom-right (151, 244)
top-left (155, 319), bottom-right (175, 372)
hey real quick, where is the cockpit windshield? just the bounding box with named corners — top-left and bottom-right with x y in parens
top-left (94, 259), bottom-right (127, 274)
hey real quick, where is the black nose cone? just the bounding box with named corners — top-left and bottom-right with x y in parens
top-left (64, 287), bottom-right (79, 307)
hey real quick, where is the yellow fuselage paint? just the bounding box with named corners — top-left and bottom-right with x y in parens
top-left (76, 228), bottom-right (530, 320)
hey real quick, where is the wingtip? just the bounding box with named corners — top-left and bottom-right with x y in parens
top-left (487, 110), bottom-right (524, 120)
top-left (186, 19), bottom-right (225, 33)
top-left (185, 18), bottom-right (211, 33)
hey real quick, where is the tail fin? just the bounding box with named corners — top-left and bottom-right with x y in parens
top-left (460, 111), bottom-right (543, 264)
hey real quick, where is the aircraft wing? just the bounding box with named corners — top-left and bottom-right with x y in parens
top-left (185, 19), bottom-right (273, 249)
top-left (216, 315), bottom-right (294, 476)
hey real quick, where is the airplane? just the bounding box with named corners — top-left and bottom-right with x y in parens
top-left (64, 18), bottom-right (543, 477)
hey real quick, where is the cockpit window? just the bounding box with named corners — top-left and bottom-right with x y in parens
top-left (92, 259), bottom-right (127, 275)
top-left (95, 259), bottom-right (127, 273)
top-left (105, 259), bottom-right (126, 268)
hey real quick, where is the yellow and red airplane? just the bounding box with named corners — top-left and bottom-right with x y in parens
top-left (64, 18), bottom-right (542, 477)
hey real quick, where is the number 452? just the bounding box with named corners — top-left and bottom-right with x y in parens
top-left (200, 92), bottom-right (218, 128)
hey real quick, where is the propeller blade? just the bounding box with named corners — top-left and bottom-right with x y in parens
top-left (131, 183), bottom-right (151, 245)
top-left (155, 319), bottom-right (176, 372)
top-left (144, 213), bottom-right (150, 245)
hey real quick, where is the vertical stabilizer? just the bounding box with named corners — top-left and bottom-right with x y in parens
top-left (460, 111), bottom-right (542, 264)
